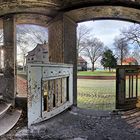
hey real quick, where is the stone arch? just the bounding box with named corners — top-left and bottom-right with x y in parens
top-left (15, 14), bottom-right (51, 27)
top-left (64, 6), bottom-right (140, 23)
top-left (0, 0), bottom-right (139, 107)
top-left (47, 5), bottom-right (140, 105)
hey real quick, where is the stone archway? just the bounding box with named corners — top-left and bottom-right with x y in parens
top-left (0, 0), bottom-right (140, 136)
top-left (48, 5), bottom-right (140, 106)
top-left (0, 0), bottom-right (139, 107)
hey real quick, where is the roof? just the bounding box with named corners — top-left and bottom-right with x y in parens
top-left (122, 57), bottom-right (137, 63)
top-left (78, 56), bottom-right (87, 63)
top-left (27, 43), bottom-right (48, 56)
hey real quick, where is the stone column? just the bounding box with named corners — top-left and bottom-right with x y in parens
top-left (63, 16), bottom-right (77, 106)
top-left (0, 48), bottom-right (1, 69)
top-left (3, 15), bottom-right (16, 104)
top-left (48, 14), bottom-right (77, 106)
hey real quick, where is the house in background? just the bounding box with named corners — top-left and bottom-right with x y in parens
top-left (77, 56), bottom-right (87, 71)
top-left (122, 57), bottom-right (138, 65)
top-left (26, 42), bottom-right (49, 64)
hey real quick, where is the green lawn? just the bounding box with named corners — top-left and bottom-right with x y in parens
top-left (77, 79), bottom-right (116, 110)
top-left (77, 70), bottom-right (116, 76)
top-left (77, 79), bottom-right (140, 110)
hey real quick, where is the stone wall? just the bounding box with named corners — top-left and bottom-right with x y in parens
top-left (0, 75), bottom-right (6, 95)
top-left (65, 6), bottom-right (140, 23)
top-left (48, 17), bottom-right (64, 63)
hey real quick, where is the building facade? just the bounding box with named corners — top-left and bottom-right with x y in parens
top-left (26, 43), bottom-right (49, 64)
top-left (122, 57), bottom-right (138, 65)
top-left (77, 56), bottom-right (87, 71)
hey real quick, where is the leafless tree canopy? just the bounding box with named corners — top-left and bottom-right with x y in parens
top-left (77, 25), bottom-right (91, 55)
top-left (114, 37), bottom-right (129, 65)
top-left (82, 37), bottom-right (104, 71)
top-left (121, 24), bottom-right (140, 47)
top-left (17, 24), bottom-right (48, 47)
top-left (131, 48), bottom-right (140, 64)
top-left (16, 24), bottom-right (48, 68)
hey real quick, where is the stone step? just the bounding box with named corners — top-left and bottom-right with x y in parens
top-left (0, 101), bottom-right (11, 119)
top-left (0, 109), bottom-right (22, 136)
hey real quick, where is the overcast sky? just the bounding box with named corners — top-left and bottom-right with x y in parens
top-left (78, 20), bottom-right (136, 68)
top-left (78, 20), bottom-right (134, 49)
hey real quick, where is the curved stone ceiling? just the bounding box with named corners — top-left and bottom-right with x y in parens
top-left (65, 6), bottom-right (140, 23)
top-left (0, 0), bottom-right (139, 26)
top-left (0, 0), bottom-right (62, 17)
top-left (0, 0), bottom-right (139, 17)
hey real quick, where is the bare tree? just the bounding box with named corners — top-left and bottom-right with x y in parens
top-left (16, 24), bottom-right (48, 70)
top-left (77, 25), bottom-right (91, 56)
top-left (114, 37), bottom-right (129, 65)
top-left (130, 47), bottom-right (140, 64)
top-left (121, 24), bottom-right (140, 47)
top-left (82, 37), bottom-right (104, 71)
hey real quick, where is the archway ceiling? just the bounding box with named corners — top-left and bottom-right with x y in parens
top-left (65, 6), bottom-right (140, 23)
top-left (62, 0), bottom-right (140, 11)
top-left (0, 0), bottom-right (139, 26)
top-left (0, 0), bottom-right (62, 17)
top-left (15, 14), bottom-right (51, 27)
top-left (0, 0), bottom-right (139, 18)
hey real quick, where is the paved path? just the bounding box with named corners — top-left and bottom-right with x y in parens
top-left (15, 107), bottom-right (140, 140)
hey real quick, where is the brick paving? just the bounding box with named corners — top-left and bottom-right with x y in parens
top-left (17, 76), bottom-right (27, 97)
top-left (15, 107), bottom-right (140, 140)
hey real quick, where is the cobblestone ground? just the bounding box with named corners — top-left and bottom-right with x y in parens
top-left (15, 107), bottom-right (140, 140)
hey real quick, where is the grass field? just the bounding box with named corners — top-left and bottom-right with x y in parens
top-left (77, 79), bottom-right (116, 110)
top-left (77, 70), bottom-right (116, 76)
top-left (77, 79), bottom-right (140, 110)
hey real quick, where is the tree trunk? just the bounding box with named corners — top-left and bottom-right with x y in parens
top-left (109, 67), bottom-right (111, 72)
top-left (92, 62), bottom-right (94, 71)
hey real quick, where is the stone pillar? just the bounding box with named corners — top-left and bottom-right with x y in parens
top-left (48, 14), bottom-right (77, 106)
top-left (63, 16), bottom-right (77, 106)
top-left (48, 15), bottom-right (64, 63)
top-left (0, 48), bottom-right (1, 69)
top-left (3, 15), bottom-right (16, 104)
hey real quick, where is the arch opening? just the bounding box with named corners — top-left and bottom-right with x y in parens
top-left (77, 19), bottom-right (140, 110)
top-left (16, 24), bottom-right (48, 99)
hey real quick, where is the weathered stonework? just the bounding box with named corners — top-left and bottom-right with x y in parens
top-left (48, 15), bottom-right (64, 63)
top-left (0, 0), bottom-right (139, 18)
top-left (15, 14), bottom-right (52, 27)
top-left (62, 0), bottom-right (140, 10)
top-left (48, 15), bottom-right (77, 105)
top-left (65, 6), bottom-right (140, 23)
top-left (0, 0), bottom-right (61, 17)
top-left (63, 16), bottom-right (77, 105)
top-left (0, 0), bottom-right (139, 107)
top-left (3, 15), bottom-right (16, 104)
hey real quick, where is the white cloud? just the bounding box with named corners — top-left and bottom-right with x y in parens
top-left (78, 20), bottom-right (138, 68)
top-left (78, 20), bottom-right (134, 48)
